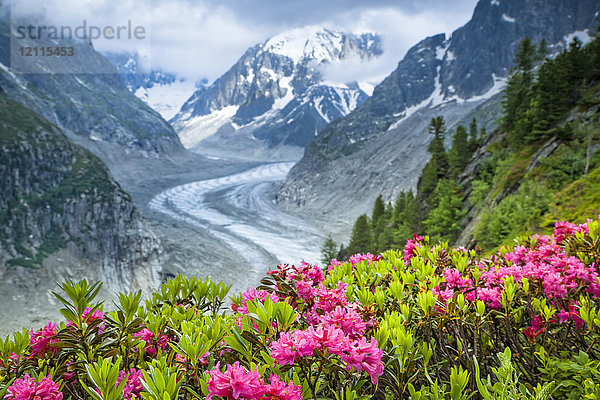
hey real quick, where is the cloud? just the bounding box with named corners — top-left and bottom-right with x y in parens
top-left (7, 0), bottom-right (478, 83)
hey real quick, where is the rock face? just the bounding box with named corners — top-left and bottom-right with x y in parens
top-left (278, 0), bottom-right (600, 226)
top-left (0, 21), bottom-right (183, 156)
top-left (171, 27), bottom-right (381, 160)
top-left (0, 94), bottom-right (162, 292)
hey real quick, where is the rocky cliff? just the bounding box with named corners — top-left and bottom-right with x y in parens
top-left (0, 94), bottom-right (162, 297)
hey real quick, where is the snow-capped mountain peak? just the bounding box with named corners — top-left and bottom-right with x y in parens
top-left (170, 27), bottom-right (383, 161)
top-left (263, 27), bottom-right (347, 63)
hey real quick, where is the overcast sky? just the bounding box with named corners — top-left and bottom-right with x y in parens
top-left (8, 0), bottom-right (479, 84)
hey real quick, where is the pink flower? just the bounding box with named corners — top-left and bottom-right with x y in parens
top-left (5, 374), bottom-right (62, 400)
top-left (433, 287), bottom-right (454, 303)
top-left (327, 259), bottom-right (343, 272)
top-left (524, 315), bottom-right (545, 340)
top-left (339, 337), bottom-right (384, 384)
top-left (264, 375), bottom-right (302, 400)
top-left (320, 306), bottom-right (368, 338)
top-left (232, 288), bottom-right (280, 315)
top-left (403, 234), bottom-right (424, 265)
top-left (270, 333), bottom-right (296, 366)
top-left (29, 322), bottom-right (59, 358)
top-left (444, 269), bottom-right (473, 289)
top-left (206, 362), bottom-right (267, 400)
top-left (293, 330), bottom-right (320, 357)
top-left (294, 280), bottom-right (316, 301)
top-left (476, 287), bottom-right (502, 309)
top-left (133, 328), bottom-right (170, 356)
top-left (116, 368), bottom-right (145, 400)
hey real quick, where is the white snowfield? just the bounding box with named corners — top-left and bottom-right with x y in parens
top-left (149, 162), bottom-right (323, 277)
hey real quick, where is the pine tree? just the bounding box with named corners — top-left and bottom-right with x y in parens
top-left (347, 215), bottom-right (373, 255)
top-left (424, 179), bottom-right (465, 243)
top-left (371, 195), bottom-right (386, 228)
top-left (392, 191), bottom-right (422, 246)
top-left (418, 158), bottom-right (439, 200)
top-left (469, 118), bottom-right (478, 150)
top-left (371, 195), bottom-right (387, 253)
top-left (503, 37), bottom-right (536, 146)
top-left (321, 234), bottom-right (338, 266)
top-left (420, 116), bottom-right (449, 201)
top-left (448, 125), bottom-right (470, 178)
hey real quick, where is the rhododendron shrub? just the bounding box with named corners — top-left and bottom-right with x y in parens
top-left (1, 217), bottom-right (600, 399)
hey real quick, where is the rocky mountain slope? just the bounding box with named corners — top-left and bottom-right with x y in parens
top-left (0, 20), bottom-right (183, 157)
top-left (278, 0), bottom-right (600, 229)
top-left (171, 27), bottom-right (381, 160)
top-left (0, 93), bottom-right (163, 332)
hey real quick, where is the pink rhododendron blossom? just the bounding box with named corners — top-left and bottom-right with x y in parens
top-left (524, 315), bottom-right (546, 339)
top-left (313, 282), bottom-right (349, 314)
top-left (444, 269), bottom-right (473, 289)
top-left (476, 287), bottom-right (502, 309)
top-left (116, 368), bottom-right (145, 400)
top-left (348, 253), bottom-right (382, 266)
top-left (339, 337), bottom-right (384, 384)
top-left (404, 234), bottom-right (424, 264)
top-left (206, 362), bottom-right (267, 400)
top-left (5, 374), bottom-right (62, 400)
top-left (327, 258), bottom-right (343, 272)
top-left (29, 322), bottom-right (59, 358)
top-left (556, 305), bottom-right (585, 329)
top-left (320, 306), bottom-right (368, 338)
top-left (133, 328), bottom-right (170, 356)
top-left (270, 332), bottom-right (297, 366)
top-left (232, 288), bottom-right (280, 315)
top-left (264, 375), bottom-right (302, 400)
top-left (433, 287), bottom-right (454, 303)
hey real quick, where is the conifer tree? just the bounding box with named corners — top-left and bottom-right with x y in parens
top-left (321, 234), bottom-right (338, 266)
top-left (420, 116), bottom-right (449, 200)
top-left (503, 37), bottom-right (536, 146)
top-left (424, 179), bottom-right (465, 243)
top-left (469, 118), bottom-right (478, 149)
top-left (428, 117), bottom-right (448, 174)
top-left (371, 195), bottom-right (386, 228)
top-left (347, 215), bottom-right (373, 255)
top-left (448, 125), bottom-right (470, 178)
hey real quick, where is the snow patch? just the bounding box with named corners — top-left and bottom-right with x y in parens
top-left (564, 30), bottom-right (592, 46)
top-left (264, 26), bottom-right (347, 63)
top-left (272, 75), bottom-right (295, 110)
top-left (357, 80), bottom-right (375, 96)
top-left (466, 74), bottom-right (507, 102)
top-left (313, 96), bottom-right (330, 123)
top-left (176, 105), bottom-right (239, 148)
top-left (491, 0), bottom-right (500, 4)
top-left (387, 72), bottom-right (507, 132)
top-left (502, 14), bottom-right (516, 23)
top-left (435, 44), bottom-right (448, 61)
top-left (135, 80), bottom-right (198, 120)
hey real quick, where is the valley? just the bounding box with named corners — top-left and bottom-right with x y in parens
top-left (146, 161), bottom-right (323, 294)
